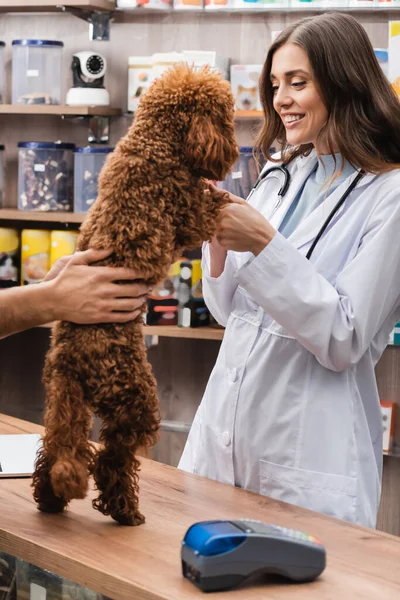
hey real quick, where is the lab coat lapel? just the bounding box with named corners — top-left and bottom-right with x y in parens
top-left (287, 171), bottom-right (378, 251)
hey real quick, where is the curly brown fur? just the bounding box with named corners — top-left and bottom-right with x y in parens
top-left (32, 64), bottom-right (239, 525)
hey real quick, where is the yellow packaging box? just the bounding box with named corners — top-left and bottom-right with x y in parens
top-left (50, 230), bottom-right (78, 268)
top-left (21, 229), bottom-right (51, 285)
top-left (0, 227), bottom-right (19, 282)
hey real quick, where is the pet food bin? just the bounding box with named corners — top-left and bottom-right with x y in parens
top-left (74, 146), bottom-right (114, 213)
top-left (0, 42), bottom-right (5, 103)
top-left (18, 141), bottom-right (75, 212)
top-left (218, 147), bottom-right (266, 200)
top-left (12, 39), bottom-right (63, 105)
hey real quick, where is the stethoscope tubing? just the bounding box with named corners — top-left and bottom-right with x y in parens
top-left (250, 160), bottom-right (364, 260)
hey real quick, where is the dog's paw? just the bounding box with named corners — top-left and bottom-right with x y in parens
top-left (113, 510), bottom-right (145, 527)
top-left (50, 459), bottom-right (89, 500)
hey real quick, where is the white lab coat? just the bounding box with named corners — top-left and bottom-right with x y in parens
top-left (178, 150), bottom-right (400, 528)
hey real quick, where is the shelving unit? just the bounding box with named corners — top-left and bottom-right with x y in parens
top-left (0, 105), bottom-right (121, 116)
top-left (117, 4), bottom-right (400, 14)
top-left (0, 209), bottom-right (84, 224)
top-left (38, 323), bottom-right (225, 340)
top-left (143, 325), bottom-right (224, 340)
top-left (0, 1), bottom-right (116, 12)
top-left (234, 110), bottom-right (264, 120)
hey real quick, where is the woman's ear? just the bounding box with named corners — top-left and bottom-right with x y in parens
top-left (185, 114), bottom-right (239, 181)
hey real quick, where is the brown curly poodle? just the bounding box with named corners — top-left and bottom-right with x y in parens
top-left (32, 64), bottom-right (239, 526)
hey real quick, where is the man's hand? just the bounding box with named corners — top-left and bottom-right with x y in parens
top-left (45, 248), bottom-right (151, 324)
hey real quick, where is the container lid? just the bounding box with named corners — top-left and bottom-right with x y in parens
top-left (12, 40), bottom-right (64, 47)
top-left (74, 146), bottom-right (114, 154)
top-left (18, 142), bottom-right (75, 149)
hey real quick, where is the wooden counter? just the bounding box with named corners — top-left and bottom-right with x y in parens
top-left (1, 414), bottom-right (400, 599)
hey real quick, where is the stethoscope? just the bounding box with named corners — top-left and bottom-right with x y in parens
top-left (250, 161), bottom-right (365, 260)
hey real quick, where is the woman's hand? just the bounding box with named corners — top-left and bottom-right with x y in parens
top-left (212, 185), bottom-right (276, 255)
top-left (45, 248), bottom-right (151, 324)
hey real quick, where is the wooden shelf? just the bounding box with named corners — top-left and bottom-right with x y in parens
top-left (0, 104), bottom-right (121, 116)
top-left (235, 110), bottom-right (264, 120)
top-left (0, 209), bottom-right (84, 224)
top-left (0, 0), bottom-right (116, 11)
top-left (119, 4), bottom-right (400, 14)
top-left (124, 110), bottom-right (264, 121)
top-left (39, 323), bottom-right (224, 340)
top-left (143, 325), bottom-right (224, 340)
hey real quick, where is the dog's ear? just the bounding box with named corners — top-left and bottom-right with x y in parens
top-left (185, 114), bottom-right (238, 181)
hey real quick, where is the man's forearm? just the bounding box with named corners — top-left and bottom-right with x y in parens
top-left (0, 282), bottom-right (56, 340)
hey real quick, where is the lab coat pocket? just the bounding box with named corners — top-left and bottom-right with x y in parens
top-left (265, 320), bottom-right (296, 340)
top-left (259, 459), bottom-right (357, 523)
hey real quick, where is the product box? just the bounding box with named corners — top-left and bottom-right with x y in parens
top-left (50, 230), bottom-right (78, 268)
top-left (118, 0), bottom-right (172, 7)
top-left (389, 21), bottom-right (400, 96)
top-left (381, 401), bottom-right (396, 453)
top-left (388, 321), bottom-right (400, 345)
top-left (21, 229), bottom-right (51, 285)
top-left (232, 0), bottom-right (289, 7)
top-left (174, 0), bottom-right (202, 9)
top-left (152, 52), bottom-right (184, 80)
top-left (182, 50), bottom-right (229, 80)
top-left (127, 56), bottom-right (153, 113)
top-left (146, 259), bottom-right (183, 326)
top-left (205, 0), bottom-right (233, 9)
top-left (230, 64), bottom-right (262, 111)
top-left (178, 259), bottom-right (210, 328)
top-left (374, 48), bottom-right (389, 79)
top-left (0, 227), bottom-right (20, 286)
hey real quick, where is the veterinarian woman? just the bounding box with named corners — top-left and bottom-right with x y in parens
top-left (179, 12), bottom-right (400, 529)
top-left (0, 248), bottom-right (149, 339)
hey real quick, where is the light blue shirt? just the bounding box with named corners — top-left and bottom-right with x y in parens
top-left (279, 154), bottom-right (357, 239)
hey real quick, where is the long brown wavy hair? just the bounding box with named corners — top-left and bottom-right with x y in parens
top-left (255, 12), bottom-right (400, 173)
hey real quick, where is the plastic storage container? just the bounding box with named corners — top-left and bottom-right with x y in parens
top-left (0, 42), bottom-right (5, 103)
top-left (74, 146), bottom-right (114, 213)
top-left (0, 145), bottom-right (4, 207)
top-left (12, 39), bottom-right (63, 105)
top-left (218, 147), bottom-right (266, 200)
top-left (18, 141), bottom-right (74, 212)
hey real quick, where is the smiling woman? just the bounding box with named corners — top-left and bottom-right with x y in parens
top-left (178, 12), bottom-right (400, 531)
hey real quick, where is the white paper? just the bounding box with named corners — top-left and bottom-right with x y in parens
top-left (0, 434), bottom-right (42, 477)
